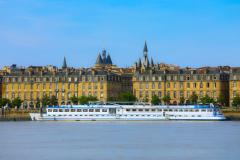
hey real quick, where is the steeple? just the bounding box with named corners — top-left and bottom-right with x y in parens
top-left (62, 57), bottom-right (67, 69)
top-left (143, 41), bottom-right (148, 57)
top-left (96, 53), bottom-right (103, 64)
top-left (138, 58), bottom-right (142, 68)
top-left (106, 54), bottom-right (112, 65)
top-left (150, 58), bottom-right (154, 67)
top-left (102, 49), bottom-right (107, 64)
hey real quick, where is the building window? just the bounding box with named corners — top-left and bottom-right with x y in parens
top-left (158, 91), bottom-right (162, 98)
top-left (174, 91), bottom-right (177, 98)
top-left (152, 83), bottom-right (155, 89)
top-left (207, 83), bottom-right (210, 88)
top-left (174, 83), bottom-right (177, 88)
top-left (187, 83), bottom-right (190, 88)
top-left (193, 83), bottom-right (197, 88)
top-left (158, 82), bottom-right (161, 89)
top-left (180, 83), bottom-right (184, 89)
top-left (200, 82), bottom-right (203, 88)
top-left (146, 83), bottom-right (149, 89)
top-left (167, 83), bottom-right (170, 88)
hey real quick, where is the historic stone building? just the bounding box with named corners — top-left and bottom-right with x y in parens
top-left (229, 67), bottom-right (240, 106)
top-left (0, 42), bottom-right (239, 107)
top-left (133, 42), bottom-right (230, 105)
top-left (0, 50), bottom-right (132, 108)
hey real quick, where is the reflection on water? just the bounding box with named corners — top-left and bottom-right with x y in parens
top-left (0, 121), bottom-right (240, 160)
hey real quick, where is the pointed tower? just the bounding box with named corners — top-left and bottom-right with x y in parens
top-left (143, 41), bottom-right (148, 57)
top-left (138, 58), bottom-right (142, 68)
top-left (106, 54), bottom-right (113, 65)
top-left (102, 49), bottom-right (107, 64)
top-left (62, 57), bottom-right (67, 69)
top-left (96, 53), bottom-right (103, 65)
top-left (150, 58), bottom-right (154, 67)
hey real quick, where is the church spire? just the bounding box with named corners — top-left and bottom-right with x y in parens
top-left (143, 41), bottom-right (148, 56)
top-left (62, 57), bottom-right (67, 69)
top-left (96, 53), bottom-right (103, 65)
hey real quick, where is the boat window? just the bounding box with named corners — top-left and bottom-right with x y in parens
top-left (77, 109), bottom-right (82, 112)
top-left (95, 109), bottom-right (100, 112)
top-left (132, 109), bottom-right (137, 112)
top-left (102, 109), bottom-right (108, 112)
top-left (157, 109), bottom-right (162, 112)
top-left (126, 109), bottom-right (130, 112)
top-left (208, 109), bottom-right (213, 112)
top-left (195, 109), bottom-right (199, 112)
top-left (89, 109), bottom-right (94, 112)
top-left (48, 109), bottom-right (53, 112)
top-left (59, 109), bottom-right (63, 112)
top-left (164, 109), bottom-right (168, 112)
top-left (145, 109), bottom-right (149, 112)
top-left (152, 109), bottom-right (156, 112)
top-left (71, 109), bottom-right (75, 112)
top-left (190, 109), bottom-right (194, 112)
top-left (65, 109), bottom-right (69, 112)
top-left (169, 109), bottom-right (173, 112)
top-left (83, 109), bottom-right (88, 112)
top-left (138, 109), bottom-right (143, 112)
top-left (53, 109), bottom-right (58, 112)
top-left (174, 109), bottom-right (178, 112)
top-left (179, 109), bottom-right (183, 112)
top-left (184, 109), bottom-right (188, 112)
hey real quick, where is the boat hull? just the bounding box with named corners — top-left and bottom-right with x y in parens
top-left (30, 113), bottom-right (226, 121)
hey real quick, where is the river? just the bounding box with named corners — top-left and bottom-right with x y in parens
top-left (0, 121), bottom-right (240, 160)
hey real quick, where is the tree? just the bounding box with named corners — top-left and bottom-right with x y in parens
top-left (179, 97), bottom-right (185, 105)
top-left (142, 97), bottom-right (149, 103)
top-left (232, 95), bottom-right (240, 109)
top-left (162, 94), bottom-right (171, 105)
top-left (200, 95), bottom-right (215, 105)
top-left (78, 96), bottom-right (98, 105)
top-left (189, 92), bottom-right (198, 104)
top-left (11, 97), bottom-right (23, 109)
top-left (151, 95), bottom-right (160, 105)
top-left (217, 94), bottom-right (227, 106)
top-left (49, 96), bottom-right (58, 106)
top-left (41, 95), bottom-right (50, 107)
top-left (70, 95), bottom-right (79, 105)
top-left (36, 98), bottom-right (41, 108)
top-left (119, 92), bottom-right (137, 102)
top-left (88, 95), bottom-right (98, 102)
top-left (0, 98), bottom-right (11, 108)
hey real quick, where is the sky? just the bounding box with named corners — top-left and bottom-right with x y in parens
top-left (0, 0), bottom-right (240, 69)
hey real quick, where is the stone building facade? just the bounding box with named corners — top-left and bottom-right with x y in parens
top-left (0, 43), bottom-right (239, 107)
top-left (0, 50), bottom-right (132, 108)
top-left (133, 42), bottom-right (230, 105)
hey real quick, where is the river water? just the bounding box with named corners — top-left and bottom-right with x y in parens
top-left (0, 121), bottom-right (240, 160)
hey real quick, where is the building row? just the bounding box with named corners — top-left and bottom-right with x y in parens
top-left (0, 42), bottom-right (240, 108)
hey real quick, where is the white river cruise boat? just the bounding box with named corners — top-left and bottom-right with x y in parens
top-left (30, 103), bottom-right (225, 121)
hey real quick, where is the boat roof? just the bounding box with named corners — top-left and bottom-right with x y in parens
top-left (47, 104), bottom-right (214, 109)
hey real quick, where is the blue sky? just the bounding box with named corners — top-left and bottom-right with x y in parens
top-left (0, 0), bottom-right (240, 68)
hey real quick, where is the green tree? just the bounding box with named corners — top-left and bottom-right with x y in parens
top-left (217, 94), bottom-right (227, 106)
top-left (0, 98), bottom-right (11, 107)
top-left (232, 95), bottom-right (240, 109)
top-left (119, 92), bottom-right (137, 102)
top-left (11, 97), bottom-right (23, 109)
top-left (88, 95), bottom-right (98, 102)
top-left (162, 94), bottom-right (171, 105)
top-left (189, 92), bottom-right (198, 104)
top-left (41, 95), bottom-right (50, 107)
top-left (70, 95), bottom-right (79, 105)
top-left (142, 97), bottom-right (149, 103)
top-left (36, 98), bottom-right (41, 108)
top-left (49, 96), bottom-right (58, 106)
top-left (200, 95), bottom-right (215, 105)
top-left (179, 97), bottom-right (185, 105)
top-left (151, 95), bottom-right (160, 105)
